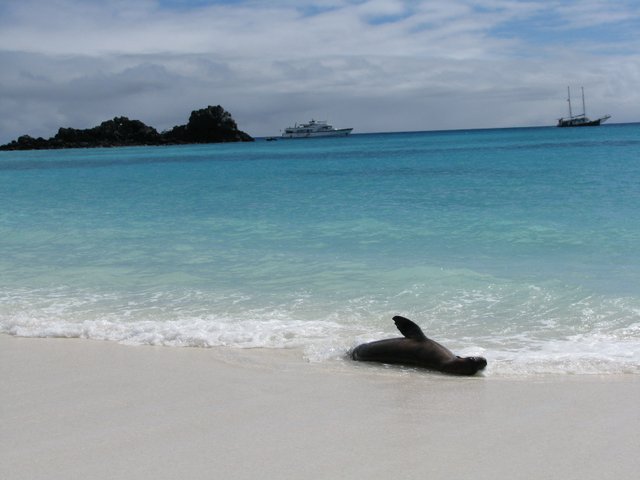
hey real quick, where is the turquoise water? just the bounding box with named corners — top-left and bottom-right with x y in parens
top-left (2, 125), bottom-right (640, 375)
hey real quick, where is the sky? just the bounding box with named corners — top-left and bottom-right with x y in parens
top-left (1, 0), bottom-right (639, 142)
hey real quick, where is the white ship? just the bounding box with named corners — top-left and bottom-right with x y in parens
top-left (282, 119), bottom-right (353, 138)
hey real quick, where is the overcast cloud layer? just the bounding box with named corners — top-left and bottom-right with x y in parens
top-left (1, 0), bottom-right (639, 142)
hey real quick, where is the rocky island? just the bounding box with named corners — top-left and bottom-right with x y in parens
top-left (0, 105), bottom-right (253, 150)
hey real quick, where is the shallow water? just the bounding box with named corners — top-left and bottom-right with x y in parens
top-left (2, 124), bottom-right (640, 375)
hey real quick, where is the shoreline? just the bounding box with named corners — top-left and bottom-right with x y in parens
top-left (2, 334), bottom-right (639, 480)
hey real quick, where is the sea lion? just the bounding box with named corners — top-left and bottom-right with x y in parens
top-left (351, 316), bottom-right (487, 376)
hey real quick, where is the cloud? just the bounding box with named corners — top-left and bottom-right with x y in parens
top-left (0, 0), bottom-right (639, 143)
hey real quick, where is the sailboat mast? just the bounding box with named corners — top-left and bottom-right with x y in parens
top-left (567, 86), bottom-right (573, 118)
top-left (581, 86), bottom-right (586, 117)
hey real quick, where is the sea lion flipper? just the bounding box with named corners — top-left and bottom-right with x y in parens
top-left (392, 316), bottom-right (427, 341)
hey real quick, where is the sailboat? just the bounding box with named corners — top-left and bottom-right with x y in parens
top-left (557, 87), bottom-right (610, 127)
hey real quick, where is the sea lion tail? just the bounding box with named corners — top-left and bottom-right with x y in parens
top-left (350, 345), bottom-right (361, 361)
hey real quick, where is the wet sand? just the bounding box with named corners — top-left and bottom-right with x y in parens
top-left (1, 335), bottom-right (639, 480)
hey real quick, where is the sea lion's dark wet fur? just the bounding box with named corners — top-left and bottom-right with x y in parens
top-left (351, 316), bottom-right (487, 376)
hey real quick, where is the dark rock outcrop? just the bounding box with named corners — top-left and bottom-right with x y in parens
top-left (0, 105), bottom-right (253, 150)
top-left (164, 105), bottom-right (253, 144)
top-left (53, 117), bottom-right (162, 148)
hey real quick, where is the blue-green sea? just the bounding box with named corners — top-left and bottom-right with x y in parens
top-left (2, 125), bottom-right (640, 375)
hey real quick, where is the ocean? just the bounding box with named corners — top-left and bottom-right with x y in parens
top-left (2, 125), bottom-right (639, 375)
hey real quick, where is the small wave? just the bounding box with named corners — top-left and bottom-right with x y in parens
top-left (3, 315), bottom-right (639, 376)
top-left (473, 334), bottom-right (640, 376)
top-left (2, 284), bottom-right (639, 376)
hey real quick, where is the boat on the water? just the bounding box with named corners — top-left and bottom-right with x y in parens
top-left (557, 87), bottom-right (610, 127)
top-left (281, 119), bottom-right (353, 138)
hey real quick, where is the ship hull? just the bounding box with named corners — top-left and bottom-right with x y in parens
top-left (557, 115), bottom-right (611, 128)
top-left (558, 119), bottom-right (602, 127)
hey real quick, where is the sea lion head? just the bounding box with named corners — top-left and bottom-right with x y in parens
top-left (448, 356), bottom-right (488, 375)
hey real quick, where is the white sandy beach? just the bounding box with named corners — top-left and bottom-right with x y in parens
top-left (2, 334), bottom-right (639, 480)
